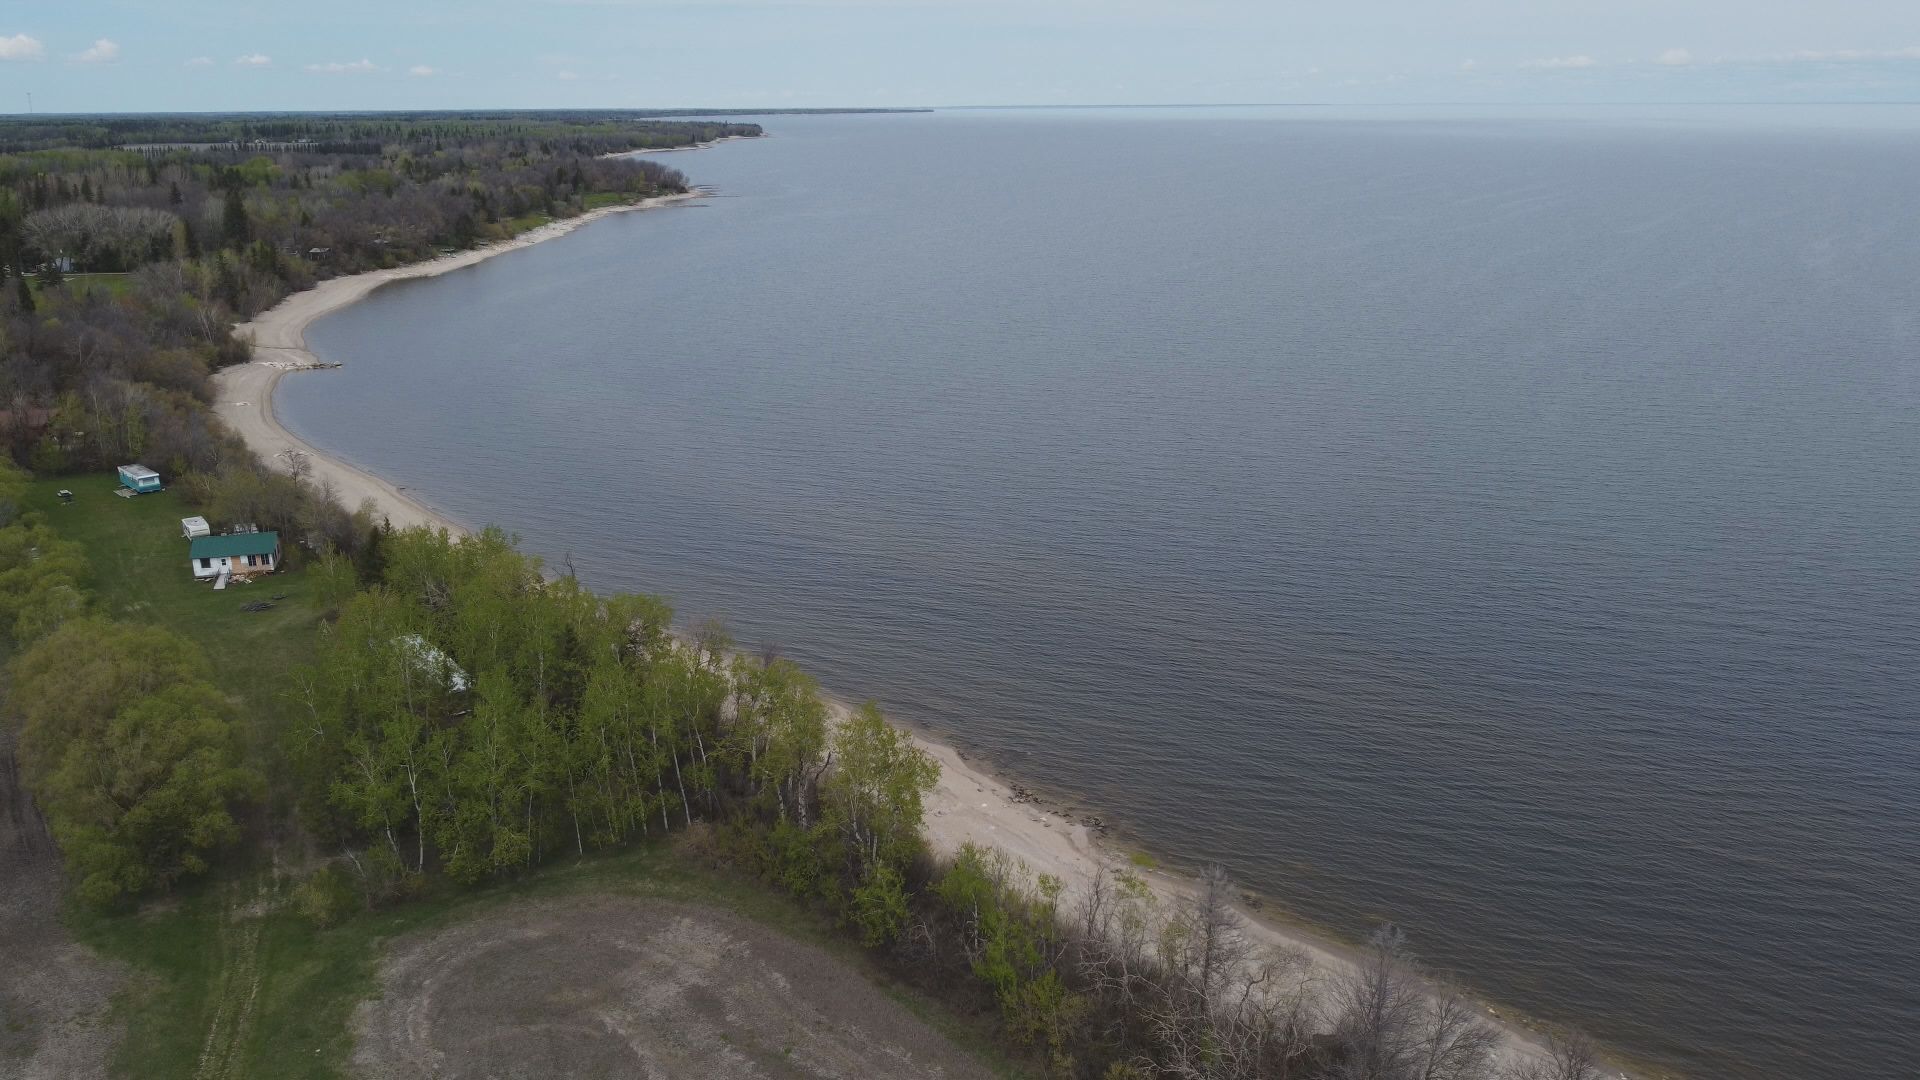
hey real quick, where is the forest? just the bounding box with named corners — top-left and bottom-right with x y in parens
top-left (0, 112), bottom-right (1612, 1080)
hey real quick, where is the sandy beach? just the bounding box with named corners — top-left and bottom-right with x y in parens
top-left (628, 133), bottom-right (764, 155)
top-left (212, 182), bottom-right (1585, 1077)
top-left (214, 190), bottom-right (708, 535)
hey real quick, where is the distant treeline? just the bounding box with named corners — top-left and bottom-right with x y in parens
top-left (0, 110), bottom-right (765, 152)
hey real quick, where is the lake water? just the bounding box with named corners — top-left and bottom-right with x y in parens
top-left (283, 107), bottom-right (1920, 1079)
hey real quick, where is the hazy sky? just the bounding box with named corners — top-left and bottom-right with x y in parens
top-left (5, 1), bottom-right (1920, 112)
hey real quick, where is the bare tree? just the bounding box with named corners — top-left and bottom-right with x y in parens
top-left (1330, 925), bottom-right (1426, 1080)
top-left (691, 615), bottom-right (732, 667)
top-left (1077, 866), bottom-right (1160, 1019)
top-left (22, 204), bottom-right (177, 272)
top-left (1504, 1033), bottom-right (1604, 1080)
top-left (1138, 865), bottom-right (1319, 1080)
top-left (279, 447), bottom-right (311, 481)
top-left (1413, 980), bottom-right (1500, 1080)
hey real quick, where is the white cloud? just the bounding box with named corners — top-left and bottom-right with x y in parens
top-left (235, 53), bottom-right (272, 67)
top-left (1521, 54), bottom-right (1597, 70)
top-left (185, 56), bottom-right (215, 68)
top-left (72, 39), bottom-right (120, 64)
top-left (1655, 48), bottom-right (1693, 67)
top-left (0, 34), bottom-right (45, 62)
top-left (556, 70), bottom-right (581, 81)
top-left (306, 58), bottom-right (378, 74)
top-left (409, 64), bottom-right (437, 77)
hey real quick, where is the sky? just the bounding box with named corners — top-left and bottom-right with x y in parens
top-left (4, 1), bottom-right (1920, 113)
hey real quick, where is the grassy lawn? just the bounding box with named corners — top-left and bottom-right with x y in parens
top-left (581, 191), bottom-right (635, 211)
top-left (22, 474), bottom-right (324, 747)
top-left (502, 211), bottom-right (552, 235)
top-left (32, 272), bottom-right (134, 297)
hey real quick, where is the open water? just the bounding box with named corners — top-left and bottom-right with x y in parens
top-left (283, 107), bottom-right (1920, 1078)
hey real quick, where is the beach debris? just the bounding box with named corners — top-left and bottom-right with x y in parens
top-left (260, 359), bottom-right (342, 372)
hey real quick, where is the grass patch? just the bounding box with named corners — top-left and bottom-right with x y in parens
top-left (32, 272), bottom-right (134, 297)
top-left (581, 191), bottom-right (634, 211)
top-left (1128, 850), bottom-right (1158, 870)
top-left (502, 212), bottom-right (552, 235)
top-left (23, 475), bottom-right (323, 714)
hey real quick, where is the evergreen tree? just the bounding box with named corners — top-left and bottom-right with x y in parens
top-left (221, 187), bottom-right (249, 247)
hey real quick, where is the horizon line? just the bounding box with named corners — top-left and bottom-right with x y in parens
top-left (4, 99), bottom-right (1920, 121)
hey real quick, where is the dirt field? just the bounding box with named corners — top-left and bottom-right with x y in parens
top-left (0, 733), bottom-right (125, 1080)
top-left (352, 894), bottom-right (996, 1080)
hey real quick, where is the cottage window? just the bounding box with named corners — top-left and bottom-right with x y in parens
top-left (199, 558), bottom-right (211, 569)
top-left (247, 555), bottom-right (257, 567)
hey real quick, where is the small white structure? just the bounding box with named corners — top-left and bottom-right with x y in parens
top-left (397, 634), bottom-right (471, 693)
top-left (181, 516), bottom-right (210, 539)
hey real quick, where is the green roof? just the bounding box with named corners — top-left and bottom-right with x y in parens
top-left (189, 532), bottom-right (280, 559)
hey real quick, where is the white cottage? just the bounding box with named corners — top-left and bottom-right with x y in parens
top-left (190, 531), bottom-right (281, 586)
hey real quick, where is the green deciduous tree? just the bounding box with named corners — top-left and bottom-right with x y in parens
top-left (730, 656), bottom-right (830, 825)
top-left (11, 619), bottom-right (258, 905)
top-left (850, 861), bottom-right (911, 946)
top-left (0, 514), bottom-right (90, 643)
top-left (822, 701), bottom-right (938, 879)
top-left (292, 526), bottom-right (946, 918)
top-left (0, 457), bottom-right (24, 525)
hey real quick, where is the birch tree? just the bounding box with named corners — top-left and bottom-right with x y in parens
top-left (822, 701), bottom-right (938, 878)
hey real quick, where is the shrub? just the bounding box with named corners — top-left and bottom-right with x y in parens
top-left (850, 862), bottom-right (910, 947)
top-left (295, 865), bottom-right (359, 927)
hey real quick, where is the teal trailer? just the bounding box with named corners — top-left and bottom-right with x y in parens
top-left (117, 464), bottom-right (162, 494)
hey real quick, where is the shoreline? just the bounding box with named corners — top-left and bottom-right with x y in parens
top-left (212, 179), bottom-right (1615, 1078)
top-left (625, 132), bottom-right (765, 155)
top-left (215, 190), bottom-right (709, 536)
